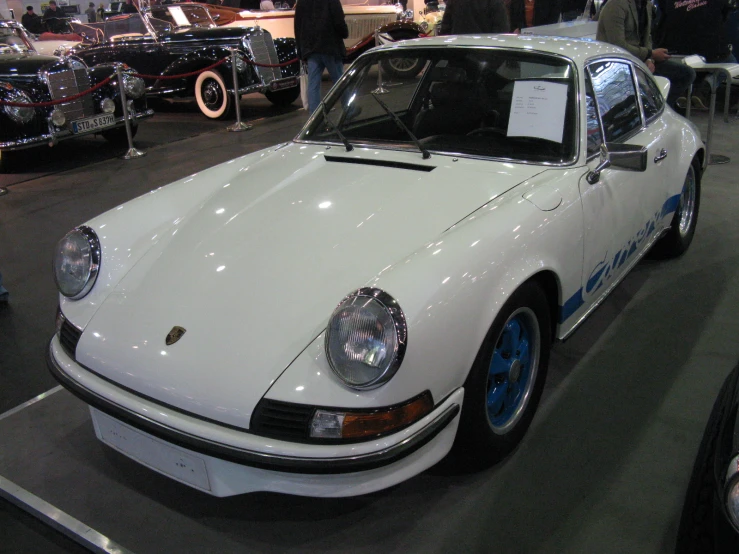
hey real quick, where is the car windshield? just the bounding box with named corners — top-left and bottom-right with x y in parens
top-left (299, 47), bottom-right (577, 164)
top-left (0, 27), bottom-right (33, 54)
top-left (148, 5), bottom-right (216, 29)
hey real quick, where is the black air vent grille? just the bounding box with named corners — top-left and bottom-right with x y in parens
top-left (251, 399), bottom-right (315, 441)
top-left (59, 318), bottom-right (82, 359)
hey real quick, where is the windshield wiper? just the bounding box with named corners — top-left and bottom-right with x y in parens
top-left (319, 101), bottom-right (353, 152)
top-left (370, 92), bottom-right (430, 160)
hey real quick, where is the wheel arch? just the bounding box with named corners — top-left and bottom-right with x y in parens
top-left (525, 269), bottom-right (562, 343)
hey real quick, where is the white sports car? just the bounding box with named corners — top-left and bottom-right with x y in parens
top-left (48, 35), bottom-right (705, 498)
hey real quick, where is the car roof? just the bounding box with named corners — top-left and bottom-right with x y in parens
top-left (380, 34), bottom-right (631, 67)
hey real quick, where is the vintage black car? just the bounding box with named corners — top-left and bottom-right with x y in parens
top-left (677, 361), bottom-right (739, 553)
top-left (0, 20), bottom-right (151, 171)
top-left (68, 4), bottom-right (301, 119)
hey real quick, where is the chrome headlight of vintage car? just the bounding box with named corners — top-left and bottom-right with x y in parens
top-left (325, 288), bottom-right (407, 390)
top-left (122, 74), bottom-right (145, 99)
top-left (726, 455), bottom-right (739, 531)
top-left (53, 226), bottom-right (101, 299)
top-left (0, 84), bottom-right (35, 125)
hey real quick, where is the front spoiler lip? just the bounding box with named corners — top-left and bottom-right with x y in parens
top-left (47, 339), bottom-right (460, 475)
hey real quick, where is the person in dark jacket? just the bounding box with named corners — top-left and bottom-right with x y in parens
top-left (658, 0), bottom-right (735, 63)
top-left (438, 0), bottom-right (510, 35)
top-left (21, 6), bottom-right (44, 34)
top-left (121, 0), bottom-right (138, 14)
top-left (509, 0), bottom-right (562, 31)
top-left (294, 0), bottom-right (348, 113)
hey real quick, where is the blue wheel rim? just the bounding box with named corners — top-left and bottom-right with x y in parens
top-left (486, 307), bottom-right (540, 434)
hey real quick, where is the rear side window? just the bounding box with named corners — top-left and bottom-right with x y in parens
top-left (635, 66), bottom-right (664, 121)
top-left (588, 61), bottom-right (641, 142)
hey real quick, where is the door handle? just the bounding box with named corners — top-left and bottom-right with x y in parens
top-left (654, 148), bottom-right (668, 163)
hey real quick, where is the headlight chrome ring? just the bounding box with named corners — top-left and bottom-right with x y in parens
top-left (53, 225), bottom-right (101, 300)
top-left (325, 287), bottom-right (407, 390)
top-left (2, 87), bottom-right (35, 124)
top-left (122, 73), bottom-right (145, 99)
top-left (726, 455), bottom-right (739, 532)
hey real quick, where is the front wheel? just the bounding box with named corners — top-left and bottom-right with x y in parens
top-left (264, 86), bottom-right (300, 107)
top-left (194, 70), bottom-right (233, 120)
top-left (454, 281), bottom-right (551, 466)
top-left (652, 161), bottom-right (701, 258)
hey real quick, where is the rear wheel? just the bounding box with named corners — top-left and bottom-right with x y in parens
top-left (195, 70), bottom-right (234, 120)
top-left (653, 161), bottom-right (701, 258)
top-left (264, 86), bottom-right (300, 107)
top-left (380, 57), bottom-right (425, 79)
top-left (455, 281), bottom-right (551, 466)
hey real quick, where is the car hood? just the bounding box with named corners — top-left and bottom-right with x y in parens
top-left (0, 52), bottom-right (61, 74)
top-left (77, 144), bottom-right (543, 428)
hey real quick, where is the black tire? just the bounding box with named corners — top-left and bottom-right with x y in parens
top-left (102, 125), bottom-right (137, 147)
top-left (454, 281), bottom-right (551, 466)
top-left (194, 69), bottom-right (234, 120)
top-left (380, 57), bottom-right (425, 80)
top-left (0, 149), bottom-right (15, 173)
top-left (675, 366), bottom-right (739, 554)
top-left (653, 160), bottom-right (701, 258)
top-left (264, 86), bottom-right (300, 107)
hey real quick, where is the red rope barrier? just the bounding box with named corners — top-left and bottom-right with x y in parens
top-left (0, 75), bottom-right (113, 108)
top-left (0, 52), bottom-right (300, 108)
top-left (131, 57), bottom-right (228, 80)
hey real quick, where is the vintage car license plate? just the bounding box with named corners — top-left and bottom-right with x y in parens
top-left (72, 114), bottom-right (115, 134)
top-left (90, 408), bottom-right (211, 491)
top-left (270, 77), bottom-right (299, 91)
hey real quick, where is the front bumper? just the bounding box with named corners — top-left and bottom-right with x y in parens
top-left (0, 109), bottom-right (154, 152)
top-left (47, 336), bottom-right (462, 496)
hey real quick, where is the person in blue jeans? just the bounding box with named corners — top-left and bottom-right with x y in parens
top-left (0, 271), bottom-right (8, 302)
top-left (294, 0), bottom-right (348, 114)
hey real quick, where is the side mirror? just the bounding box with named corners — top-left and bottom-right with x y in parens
top-left (587, 142), bottom-right (647, 184)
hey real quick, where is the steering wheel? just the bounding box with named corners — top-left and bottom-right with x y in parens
top-left (466, 127), bottom-right (506, 138)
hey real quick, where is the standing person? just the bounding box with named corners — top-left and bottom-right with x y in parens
top-left (509, 0), bottom-right (562, 32)
top-left (658, 0), bottom-right (736, 108)
top-left (438, 0), bottom-right (510, 35)
top-left (121, 0), bottom-right (138, 13)
top-left (596, 0), bottom-right (695, 109)
top-left (294, 0), bottom-right (348, 114)
top-left (85, 1), bottom-right (97, 22)
top-left (21, 6), bottom-right (44, 34)
top-left (97, 2), bottom-right (105, 20)
top-left (42, 0), bottom-right (62, 32)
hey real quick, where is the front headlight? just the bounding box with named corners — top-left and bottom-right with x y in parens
top-left (53, 226), bottom-right (101, 299)
top-left (122, 74), bottom-right (145, 99)
top-left (1, 87), bottom-right (35, 124)
top-left (325, 287), bottom-right (407, 390)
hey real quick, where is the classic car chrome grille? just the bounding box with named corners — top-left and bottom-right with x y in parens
top-left (346, 14), bottom-right (396, 41)
top-left (47, 68), bottom-right (96, 122)
top-left (59, 318), bottom-right (82, 360)
top-left (249, 31), bottom-right (282, 84)
top-left (250, 398), bottom-right (315, 440)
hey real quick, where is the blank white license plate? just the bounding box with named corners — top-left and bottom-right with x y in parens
top-left (72, 114), bottom-right (115, 134)
top-left (90, 408), bottom-right (211, 491)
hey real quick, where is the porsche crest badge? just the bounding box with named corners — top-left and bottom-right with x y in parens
top-left (166, 326), bottom-right (187, 345)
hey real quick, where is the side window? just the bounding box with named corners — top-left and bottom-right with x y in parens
top-left (588, 61), bottom-right (641, 142)
top-left (635, 66), bottom-right (664, 121)
top-left (585, 73), bottom-right (604, 158)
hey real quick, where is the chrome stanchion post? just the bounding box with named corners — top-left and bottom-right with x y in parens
top-left (227, 48), bottom-right (252, 132)
top-left (116, 64), bottom-right (146, 159)
top-left (372, 28), bottom-right (389, 95)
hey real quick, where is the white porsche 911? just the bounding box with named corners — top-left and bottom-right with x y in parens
top-left (48, 35), bottom-right (704, 497)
